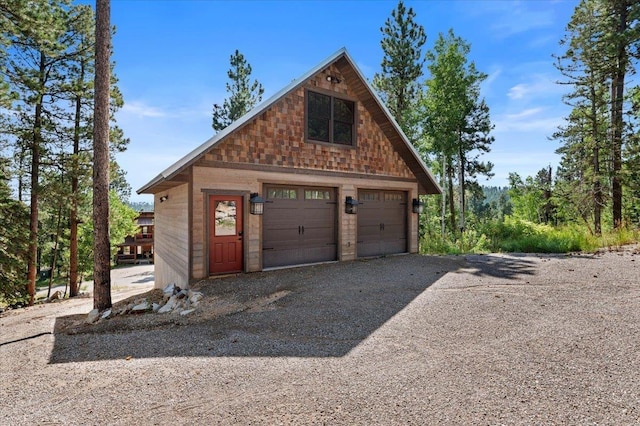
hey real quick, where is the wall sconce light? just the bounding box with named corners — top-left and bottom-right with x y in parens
top-left (249, 193), bottom-right (265, 215)
top-left (159, 195), bottom-right (169, 203)
top-left (345, 196), bottom-right (358, 214)
top-left (412, 198), bottom-right (424, 214)
top-left (326, 75), bottom-right (341, 84)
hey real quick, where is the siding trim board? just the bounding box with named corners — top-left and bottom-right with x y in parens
top-left (196, 160), bottom-right (418, 183)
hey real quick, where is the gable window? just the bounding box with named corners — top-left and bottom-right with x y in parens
top-left (306, 90), bottom-right (355, 146)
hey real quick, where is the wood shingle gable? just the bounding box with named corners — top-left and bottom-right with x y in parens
top-left (138, 48), bottom-right (441, 195)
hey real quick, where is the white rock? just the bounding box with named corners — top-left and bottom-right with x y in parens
top-left (131, 301), bottom-right (149, 313)
top-left (189, 291), bottom-right (203, 305)
top-left (86, 309), bottom-right (100, 324)
top-left (158, 295), bottom-right (177, 314)
top-left (180, 309), bottom-right (195, 316)
top-left (151, 302), bottom-right (161, 313)
top-left (163, 283), bottom-right (177, 301)
top-left (100, 309), bottom-right (112, 319)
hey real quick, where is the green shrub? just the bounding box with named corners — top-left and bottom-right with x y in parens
top-left (420, 216), bottom-right (638, 255)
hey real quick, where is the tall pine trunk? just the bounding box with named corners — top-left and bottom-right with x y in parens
top-left (26, 52), bottom-right (47, 306)
top-left (47, 202), bottom-right (63, 298)
top-left (611, 0), bottom-right (627, 229)
top-left (69, 59), bottom-right (85, 297)
top-left (93, 0), bottom-right (111, 311)
top-left (590, 86), bottom-right (602, 236)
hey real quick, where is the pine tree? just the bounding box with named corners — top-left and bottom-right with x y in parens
top-left (372, 0), bottom-right (426, 141)
top-left (212, 50), bottom-right (264, 132)
top-left (93, 0), bottom-right (111, 311)
top-left (554, 0), bottom-right (639, 231)
top-left (0, 157), bottom-right (29, 307)
top-left (0, 0), bottom-right (71, 305)
top-left (604, 0), bottom-right (639, 228)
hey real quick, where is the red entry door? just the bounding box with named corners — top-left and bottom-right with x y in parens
top-left (209, 195), bottom-right (243, 274)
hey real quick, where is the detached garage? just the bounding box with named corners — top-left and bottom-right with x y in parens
top-left (138, 48), bottom-right (441, 289)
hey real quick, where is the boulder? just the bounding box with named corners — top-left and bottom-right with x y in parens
top-left (162, 283), bottom-right (177, 301)
top-left (131, 301), bottom-right (149, 313)
top-left (188, 291), bottom-right (203, 305)
top-left (158, 295), bottom-right (178, 314)
top-left (100, 309), bottom-right (112, 320)
top-left (86, 309), bottom-right (100, 324)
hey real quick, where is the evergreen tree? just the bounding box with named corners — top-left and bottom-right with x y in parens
top-left (0, 0), bottom-right (72, 305)
top-left (0, 157), bottom-right (29, 307)
top-left (372, 0), bottom-right (426, 140)
top-left (212, 49), bottom-right (264, 132)
top-left (422, 29), bottom-right (494, 234)
top-left (554, 0), bottom-right (639, 230)
top-left (554, 0), bottom-right (611, 235)
top-left (604, 0), bottom-right (639, 228)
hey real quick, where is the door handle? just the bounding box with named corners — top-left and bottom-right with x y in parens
top-left (301, 225), bottom-right (305, 234)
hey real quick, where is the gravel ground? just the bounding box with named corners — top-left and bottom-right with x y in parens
top-left (1, 249), bottom-right (639, 425)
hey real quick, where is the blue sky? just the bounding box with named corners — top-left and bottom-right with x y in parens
top-left (109, 0), bottom-right (578, 202)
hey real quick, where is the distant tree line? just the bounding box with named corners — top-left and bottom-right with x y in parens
top-left (372, 0), bottom-right (639, 252)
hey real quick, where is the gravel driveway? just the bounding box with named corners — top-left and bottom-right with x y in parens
top-left (1, 250), bottom-right (639, 425)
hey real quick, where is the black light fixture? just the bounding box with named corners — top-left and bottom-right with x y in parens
top-left (345, 196), bottom-right (358, 214)
top-left (412, 198), bottom-right (424, 214)
top-left (249, 193), bottom-right (265, 215)
top-left (326, 75), bottom-right (341, 84)
top-left (159, 195), bottom-right (168, 203)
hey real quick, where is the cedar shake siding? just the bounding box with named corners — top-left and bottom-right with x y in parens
top-left (196, 65), bottom-right (414, 181)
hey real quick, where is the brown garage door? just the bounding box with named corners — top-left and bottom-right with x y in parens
top-left (263, 185), bottom-right (337, 268)
top-left (357, 190), bottom-right (407, 257)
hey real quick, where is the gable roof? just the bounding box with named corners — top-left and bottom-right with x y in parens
top-left (138, 47), bottom-right (441, 195)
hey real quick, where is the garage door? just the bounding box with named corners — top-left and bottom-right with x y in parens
top-left (263, 185), bottom-right (337, 268)
top-left (357, 190), bottom-right (407, 257)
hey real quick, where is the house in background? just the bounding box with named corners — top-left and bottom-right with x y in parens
top-left (114, 211), bottom-right (154, 264)
top-left (138, 48), bottom-right (441, 289)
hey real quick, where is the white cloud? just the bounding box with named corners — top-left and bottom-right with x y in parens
top-left (461, 1), bottom-right (555, 39)
top-left (494, 107), bottom-right (564, 134)
top-left (508, 83), bottom-right (529, 100)
top-left (506, 73), bottom-right (566, 101)
top-left (121, 101), bottom-right (168, 118)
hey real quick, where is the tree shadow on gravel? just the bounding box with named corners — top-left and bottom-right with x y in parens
top-left (49, 253), bottom-right (535, 363)
top-left (463, 254), bottom-right (538, 280)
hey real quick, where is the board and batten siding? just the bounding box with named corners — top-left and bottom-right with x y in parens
top-left (190, 165), bottom-right (419, 280)
top-left (154, 184), bottom-right (189, 288)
